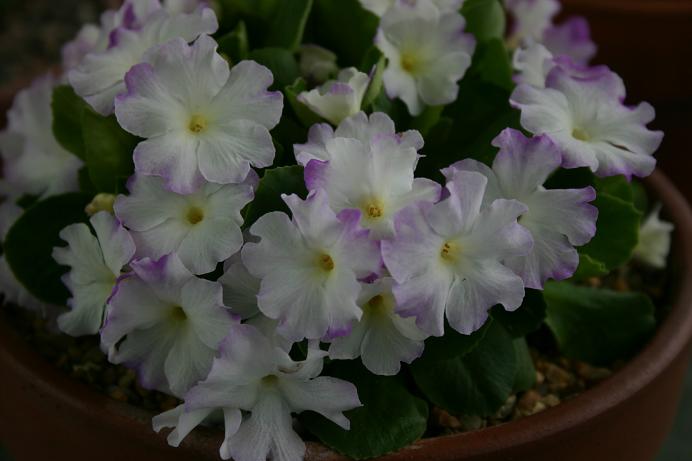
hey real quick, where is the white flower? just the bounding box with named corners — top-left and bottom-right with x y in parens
top-left (304, 126), bottom-right (440, 239)
top-left (443, 128), bottom-right (598, 289)
top-left (297, 68), bottom-right (371, 126)
top-left (375, 2), bottom-right (475, 115)
top-left (114, 172), bottom-right (256, 275)
top-left (218, 244), bottom-right (261, 320)
top-left (506, 0), bottom-right (560, 48)
top-left (294, 110), bottom-right (424, 166)
top-left (0, 75), bottom-right (82, 200)
top-left (510, 65), bottom-right (664, 179)
top-left (633, 205), bottom-right (674, 269)
top-left (69, 5), bottom-right (218, 115)
top-left (512, 41), bottom-right (554, 88)
top-left (359, 0), bottom-right (464, 17)
top-left (101, 254), bottom-right (235, 397)
top-left (154, 322), bottom-right (361, 461)
top-left (329, 277), bottom-right (427, 375)
top-left (298, 44), bottom-right (338, 84)
top-left (52, 212), bottom-right (136, 336)
top-left (114, 35), bottom-right (283, 193)
top-left (242, 190), bottom-right (381, 341)
top-left (381, 171), bottom-right (532, 336)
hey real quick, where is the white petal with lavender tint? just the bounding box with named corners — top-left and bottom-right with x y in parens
top-left (298, 68), bottom-right (371, 125)
top-left (633, 205), bottom-right (674, 269)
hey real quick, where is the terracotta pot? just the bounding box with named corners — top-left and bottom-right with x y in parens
top-left (0, 170), bottom-right (691, 461)
top-left (560, 0), bottom-right (692, 201)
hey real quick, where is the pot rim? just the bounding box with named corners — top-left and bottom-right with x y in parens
top-left (1, 170), bottom-right (691, 461)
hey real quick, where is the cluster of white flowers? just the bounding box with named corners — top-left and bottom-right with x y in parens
top-left (0, 0), bottom-right (672, 460)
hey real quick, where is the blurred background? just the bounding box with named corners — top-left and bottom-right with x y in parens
top-left (0, 0), bottom-right (689, 459)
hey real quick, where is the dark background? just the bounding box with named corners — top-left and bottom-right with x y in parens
top-left (0, 0), bottom-right (690, 459)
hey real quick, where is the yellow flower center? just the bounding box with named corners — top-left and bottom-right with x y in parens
top-left (170, 306), bottom-right (187, 322)
top-left (572, 127), bottom-right (591, 141)
top-left (261, 375), bottom-right (279, 386)
top-left (188, 114), bottom-right (208, 134)
top-left (85, 193), bottom-right (116, 216)
top-left (186, 206), bottom-right (205, 225)
top-left (318, 253), bottom-right (335, 272)
top-left (363, 198), bottom-right (385, 219)
top-left (440, 241), bottom-right (461, 263)
top-left (400, 52), bottom-right (420, 74)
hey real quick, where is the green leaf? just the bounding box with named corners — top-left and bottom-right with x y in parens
top-left (573, 253), bottom-right (609, 279)
top-left (468, 38), bottom-right (513, 91)
top-left (491, 288), bottom-right (547, 338)
top-left (361, 50), bottom-right (386, 109)
top-left (423, 318), bottom-right (493, 360)
top-left (52, 85), bottom-right (89, 159)
top-left (410, 105), bottom-right (444, 138)
top-left (512, 337), bottom-right (536, 392)
top-left (593, 175), bottom-right (633, 202)
top-left (243, 166), bottom-right (307, 227)
top-left (578, 192), bottom-right (642, 272)
top-left (4, 193), bottom-right (91, 305)
top-left (311, 0), bottom-right (379, 66)
top-left (284, 78), bottom-right (324, 127)
top-left (217, 21), bottom-right (249, 62)
top-left (411, 321), bottom-right (518, 416)
top-left (248, 47), bottom-right (300, 90)
top-left (82, 109), bottom-right (138, 193)
top-left (300, 360), bottom-right (428, 459)
top-left (265, 0), bottom-right (313, 51)
top-left (461, 0), bottom-right (506, 42)
top-left (544, 282), bottom-right (657, 365)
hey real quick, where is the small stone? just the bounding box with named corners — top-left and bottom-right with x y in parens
top-left (575, 362), bottom-right (612, 383)
top-left (517, 390), bottom-right (541, 413)
top-left (544, 363), bottom-right (575, 392)
top-left (542, 394), bottom-right (560, 408)
top-left (108, 387), bottom-right (128, 402)
top-left (493, 395), bottom-right (517, 420)
top-left (431, 407), bottom-right (462, 431)
top-left (459, 414), bottom-right (485, 431)
top-left (535, 371), bottom-right (545, 385)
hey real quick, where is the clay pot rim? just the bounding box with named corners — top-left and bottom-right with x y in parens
top-left (1, 170), bottom-right (691, 460)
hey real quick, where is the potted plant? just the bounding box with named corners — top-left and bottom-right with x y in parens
top-left (1, 1), bottom-right (690, 461)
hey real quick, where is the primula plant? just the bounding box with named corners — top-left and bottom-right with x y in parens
top-left (0, 0), bottom-right (676, 460)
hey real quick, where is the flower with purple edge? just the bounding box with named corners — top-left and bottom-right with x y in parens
top-left (375, 1), bottom-right (475, 115)
top-left (443, 128), bottom-right (598, 289)
top-left (241, 189), bottom-right (381, 341)
top-left (505, 0), bottom-right (560, 48)
top-left (69, 4), bottom-right (218, 115)
top-left (512, 41), bottom-right (554, 88)
top-left (542, 16), bottom-right (597, 65)
top-left (114, 34), bottom-right (283, 193)
top-left (328, 277), bottom-right (428, 376)
top-left (101, 253), bottom-right (236, 397)
top-left (510, 64), bottom-right (664, 179)
top-left (359, 0), bottom-right (464, 17)
top-left (304, 129), bottom-right (440, 239)
top-left (0, 74), bottom-right (82, 200)
top-left (381, 170), bottom-right (532, 336)
top-left (52, 211), bottom-right (136, 336)
top-left (297, 68), bottom-right (371, 125)
top-left (114, 172), bottom-right (256, 275)
top-left (218, 241), bottom-right (261, 320)
top-left (298, 44), bottom-right (338, 84)
top-left (294, 111), bottom-right (423, 167)
top-left (154, 322), bottom-right (361, 461)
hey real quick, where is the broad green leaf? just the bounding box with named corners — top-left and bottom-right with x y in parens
top-left (243, 166), bottom-right (307, 227)
top-left (578, 192), bottom-right (642, 272)
top-left (544, 282), bottom-right (656, 365)
top-left (82, 109), bottom-right (138, 193)
top-left (217, 21), bottom-right (249, 62)
top-left (423, 318), bottom-right (493, 360)
top-left (411, 321), bottom-right (518, 416)
top-left (300, 360), bottom-right (428, 459)
top-left (491, 288), bottom-right (547, 338)
top-left (468, 38), bottom-right (513, 91)
top-left (4, 193), bottom-right (91, 305)
top-left (594, 175), bottom-right (633, 202)
top-left (52, 85), bottom-right (89, 159)
top-left (544, 166), bottom-right (594, 190)
top-left (310, 0), bottom-right (379, 66)
top-left (410, 105), bottom-right (444, 138)
top-left (265, 0), bottom-right (313, 51)
top-left (461, 0), bottom-right (506, 42)
top-left (284, 78), bottom-right (324, 127)
top-left (512, 337), bottom-right (536, 392)
top-left (572, 253), bottom-right (609, 280)
top-left (248, 47), bottom-right (300, 90)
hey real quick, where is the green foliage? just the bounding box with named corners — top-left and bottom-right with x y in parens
top-left (491, 288), bottom-right (547, 338)
top-left (52, 85), bottom-right (89, 160)
top-left (512, 337), bottom-right (537, 392)
top-left (4, 193), bottom-right (91, 305)
top-left (461, 0), bottom-right (506, 42)
top-left (469, 38), bottom-right (513, 91)
top-left (361, 50), bottom-right (386, 109)
top-left (82, 108), bottom-right (139, 193)
top-left (243, 166), bottom-right (307, 227)
top-left (265, 0), bottom-right (313, 51)
top-left (217, 21), bottom-right (249, 62)
top-left (310, 0), bottom-right (379, 66)
top-left (423, 318), bottom-right (493, 360)
top-left (284, 78), bottom-right (324, 127)
top-left (411, 321), bottom-right (518, 416)
top-left (248, 47), bottom-right (300, 90)
top-left (544, 282), bottom-right (657, 365)
top-left (300, 360), bottom-right (428, 459)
